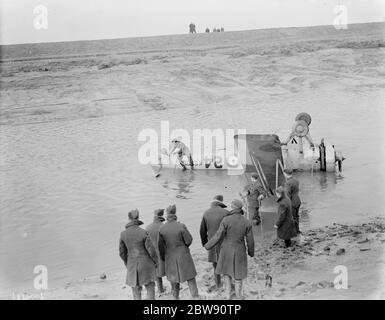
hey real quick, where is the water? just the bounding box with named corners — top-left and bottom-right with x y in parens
top-left (1, 27), bottom-right (384, 296)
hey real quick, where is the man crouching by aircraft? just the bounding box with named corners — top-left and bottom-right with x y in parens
top-left (170, 138), bottom-right (194, 170)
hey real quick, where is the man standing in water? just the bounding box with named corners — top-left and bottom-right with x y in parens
top-left (170, 138), bottom-right (194, 170)
top-left (119, 209), bottom-right (158, 300)
top-left (284, 168), bottom-right (301, 234)
top-left (158, 205), bottom-right (199, 300)
top-left (239, 173), bottom-right (266, 225)
top-left (200, 195), bottom-right (230, 289)
top-left (274, 186), bottom-right (297, 247)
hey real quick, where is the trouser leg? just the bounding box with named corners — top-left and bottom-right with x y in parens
top-left (187, 278), bottom-right (199, 299)
top-left (131, 286), bottom-right (142, 300)
top-left (224, 275), bottom-right (234, 300)
top-left (234, 280), bottom-right (244, 299)
top-left (144, 282), bottom-right (155, 300)
top-left (156, 277), bottom-right (165, 293)
top-left (249, 206), bottom-right (260, 224)
top-left (178, 154), bottom-right (187, 170)
top-left (189, 155), bottom-right (194, 169)
top-left (212, 263), bottom-right (221, 288)
top-left (171, 282), bottom-right (180, 300)
top-left (292, 206), bottom-right (300, 233)
top-left (284, 239), bottom-right (292, 248)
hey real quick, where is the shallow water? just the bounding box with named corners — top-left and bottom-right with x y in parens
top-left (1, 27), bottom-right (385, 296)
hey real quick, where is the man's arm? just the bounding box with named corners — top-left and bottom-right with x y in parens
top-left (199, 217), bottom-right (208, 246)
top-left (204, 220), bottom-right (226, 251)
top-left (245, 224), bottom-right (255, 257)
top-left (144, 233), bottom-right (158, 266)
top-left (119, 237), bottom-right (128, 266)
top-left (275, 203), bottom-right (287, 229)
top-left (158, 232), bottom-right (166, 261)
top-left (181, 224), bottom-right (193, 247)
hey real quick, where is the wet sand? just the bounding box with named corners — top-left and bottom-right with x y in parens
top-left (7, 217), bottom-right (384, 300)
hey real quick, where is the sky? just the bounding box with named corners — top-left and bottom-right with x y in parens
top-left (0, 0), bottom-right (384, 45)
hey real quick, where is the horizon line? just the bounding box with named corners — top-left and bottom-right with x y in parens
top-left (1, 20), bottom-right (384, 47)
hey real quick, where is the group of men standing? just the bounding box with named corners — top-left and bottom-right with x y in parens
top-left (119, 169), bottom-right (301, 300)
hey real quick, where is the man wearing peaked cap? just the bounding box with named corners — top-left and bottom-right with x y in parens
top-left (158, 204), bottom-right (199, 299)
top-left (119, 209), bottom-right (158, 300)
top-left (146, 208), bottom-right (167, 294)
top-left (200, 195), bottom-right (230, 289)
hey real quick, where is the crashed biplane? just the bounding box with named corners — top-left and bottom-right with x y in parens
top-left (152, 113), bottom-right (345, 193)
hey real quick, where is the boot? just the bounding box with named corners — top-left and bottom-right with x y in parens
top-left (156, 277), bottom-right (165, 294)
top-left (188, 278), bottom-right (199, 299)
top-left (145, 282), bottom-right (155, 300)
top-left (234, 280), bottom-right (244, 300)
top-left (131, 286), bottom-right (142, 300)
top-left (171, 282), bottom-right (180, 300)
top-left (215, 274), bottom-right (222, 289)
top-left (224, 275), bottom-right (234, 300)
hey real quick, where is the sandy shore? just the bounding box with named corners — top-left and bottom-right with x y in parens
top-left (8, 217), bottom-right (384, 300)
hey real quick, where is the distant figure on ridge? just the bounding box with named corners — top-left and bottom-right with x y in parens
top-left (189, 23), bottom-right (196, 34)
top-left (220, 27), bottom-right (224, 32)
top-left (205, 27), bottom-right (210, 33)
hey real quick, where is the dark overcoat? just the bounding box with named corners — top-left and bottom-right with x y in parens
top-left (145, 217), bottom-right (165, 277)
top-left (199, 201), bottom-right (229, 263)
top-left (119, 220), bottom-right (158, 287)
top-left (275, 196), bottom-right (297, 240)
top-left (204, 209), bottom-right (254, 280)
top-left (285, 177), bottom-right (301, 208)
top-left (158, 219), bottom-right (197, 283)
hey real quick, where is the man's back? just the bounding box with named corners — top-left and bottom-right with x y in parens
top-left (201, 205), bottom-right (229, 239)
top-left (146, 221), bottom-right (163, 245)
top-left (285, 177), bottom-right (301, 207)
top-left (120, 225), bottom-right (149, 259)
top-left (159, 221), bottom-right (192, 249)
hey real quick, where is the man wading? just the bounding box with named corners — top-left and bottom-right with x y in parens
top-left (239, 172), bottom-right (266, 225)
top-left (158, 205), bottom-right (199, 299)
top-left (146, 209), bottom-right (167, 294)
top-left (170, 138), bottom-right (194, 171)
top-left (274, 186), bottom-right (297, 248)
top-left (199, 195), bottom-right (230, 289)
top-left (204, 199), bottom-right (254, 299)
top-left (119, 209), bottom-right (158, 300)
top-left (284, 168), bottom-right (301, 234)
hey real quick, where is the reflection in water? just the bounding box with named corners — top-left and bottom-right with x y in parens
top-left (158, 169), bottom-right (197, 199)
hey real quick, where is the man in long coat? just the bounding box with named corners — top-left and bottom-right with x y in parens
top-left (146, 209), bottom-right (166, 294)
top-left (119, 209), bottom-right (158, 300)
top-left (274, 186), bottom-right (297, 248)
top-left (200, 195), bottom-right (229, 289)
top-left (240, 173), bottom-right (266, 225)
top-left (284, 168), bottom-right (301, 234)
top-left (204, 199), bottom-right (254, 300)
top-left (158, 205), bottom-right (199, 300)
